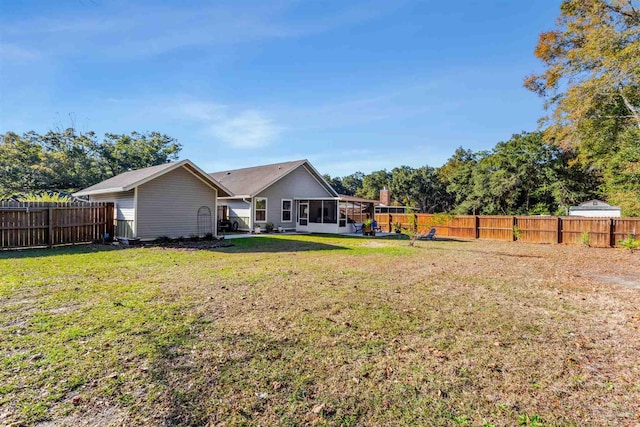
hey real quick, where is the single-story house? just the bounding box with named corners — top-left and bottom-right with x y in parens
top-left (210, 159), bottom-right (354, 233)
top-left (74, 160), bottom-right (231, 240)
top-left (569, 199), bottom-right (622, 217)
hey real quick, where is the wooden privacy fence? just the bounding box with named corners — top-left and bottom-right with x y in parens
top-left (375, 213), bottom-right (640, 248)
top-left (0, 201), bottom-right (114, 250)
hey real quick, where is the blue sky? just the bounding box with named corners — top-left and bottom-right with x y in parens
top-left (0, 0), bottom-right (560, 177)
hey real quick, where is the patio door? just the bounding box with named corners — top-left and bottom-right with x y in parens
top-left (298, 202), bottom-right (308, 226)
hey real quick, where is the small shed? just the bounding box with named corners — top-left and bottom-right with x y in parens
top-left (569, 199), bottom-right (622, 217)
top-left (74, 160), bottom-right (231, 240)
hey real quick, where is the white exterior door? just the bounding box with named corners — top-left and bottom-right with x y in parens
top-left (298, 202), bottom-right (309, 226)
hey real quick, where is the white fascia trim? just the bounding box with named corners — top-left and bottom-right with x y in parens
top-left (293, 197), bottom-right (340, 200)
top-left (73, 187), bottom-right (125, 197)
top-left (218, 195), bottom-right (251, 200)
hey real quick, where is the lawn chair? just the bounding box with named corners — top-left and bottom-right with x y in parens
top-left (372, 220), bottom-right (382, 233)
top-left (421, 228), bottom-right (437, 240)
top-left (353, 223), bottom-right (363, 233)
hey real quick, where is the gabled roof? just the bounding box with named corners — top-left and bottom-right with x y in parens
top-left (74, 160), bottom-right (232, 197)
top-left (570, 199), bottom-right (621, 211)
top-left (210, 159), bottom-right (338, 198)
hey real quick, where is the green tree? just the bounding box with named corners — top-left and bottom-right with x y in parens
top-left (322, 174), bottom-right (347, 195)
top-left (35, 128), bottom-right (102, 191)
top-left (0, 132), bottom-right (51, 197)
top-left (525, 0), bottom-right (640, 214)
top-left (439, 133), bottom-right (598, 215)
top-left (97, 132), bottom-right (181, 177)
top-left (340, 172), bottom-right (364, 196)
top-left (0, 129), bottom-right (182, 196)
top-left (357, 169), bottom-right (391, 200)
top-left (437, 148), bottom-right (478, 212)
top-left (389, 165), bottom-right (451, 213)
top-left (603, 127), bottom-right (640, 215)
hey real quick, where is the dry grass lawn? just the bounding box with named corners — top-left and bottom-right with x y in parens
top-left (1, 234), bottom-right (639, 426)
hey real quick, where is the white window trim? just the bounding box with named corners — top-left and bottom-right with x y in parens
top-left (255, 197), bottom-right (267, 223)
top-left (281, 199), bottom-right (293, 222)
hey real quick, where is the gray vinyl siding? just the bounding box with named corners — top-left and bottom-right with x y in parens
top-left (256, 165), bottom-right (334, 229)
top-left (89, 191), bottom-right (135, 220)
top-left (136, 167), bottom-right (218, 239)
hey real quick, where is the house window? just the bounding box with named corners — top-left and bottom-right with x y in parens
top-left (255, 197), bottom-right (267, 222)
top-left (282, 199), bottom-right (292, 222)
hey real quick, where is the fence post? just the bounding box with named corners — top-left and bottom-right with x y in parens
top-left (557, 217), bottom-right (562, 244)
top-left (512, 216), bottom-right (517, 241)
top-left (47, 204), bottom-right (53, 248)
top-left (475, 216), bottom-right (480, 239)
top-left (388, 213), bottom-right (393, 233)
top-left (106, 203), bottom-right (115, 240)
top-left (610, 218), bottom-right (615, 247)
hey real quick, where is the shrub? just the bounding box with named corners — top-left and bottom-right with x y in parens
top-left (513, 225), bottom-right (522, 241)
top-left (581, 231), bottom-right (590, 247)
top-left (618, 233), bottom-right (640, 252)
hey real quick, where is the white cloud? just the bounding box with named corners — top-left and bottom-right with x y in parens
top-left (0, 43), bottom-right (40, 62)
top-left (207, 110), bottom-right (281, 149)
top-left (177, 101), bottom-right (227, 122)
top-left (1, 1), bottom-right (397, 60)
top-left (175, 101), bottom-right (282, 149)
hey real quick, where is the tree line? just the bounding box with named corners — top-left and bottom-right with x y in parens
top-left (0, 129), bottom-right (181, 198)
top-left (324, 131), bottom-right (601, 215)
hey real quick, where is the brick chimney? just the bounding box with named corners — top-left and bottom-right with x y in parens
top-left (379, 187), bottom-right (390, 206)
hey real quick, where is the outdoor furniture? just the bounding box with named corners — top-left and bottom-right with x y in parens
top-left (353, 223), bottom-right (363, 233)
top-left (421, 228), bottom-right (437, 240)
top-left (372, 220), bottom-right (382, 233)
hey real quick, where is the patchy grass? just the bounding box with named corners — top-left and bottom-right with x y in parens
top-left (1, 235), bottom-right (639, 426)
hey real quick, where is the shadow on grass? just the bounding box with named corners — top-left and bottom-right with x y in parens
top-left (0, 243), bottom-right (122, 259)
top-left (0, 237), bottom-right (348, 258)
top-left (217, 236), bottom-right (349, 253)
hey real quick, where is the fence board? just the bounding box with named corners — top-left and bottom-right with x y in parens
top-left (478, 216), bottom-right (515, 241)
top-left (561, 217), bottom-right (611, 248)
top-left (612, 218), bottom-right (640, 246)
top-left (516, 216), bottom-right (559, 244)
top-left (0, 201), bottom-right (114, 250)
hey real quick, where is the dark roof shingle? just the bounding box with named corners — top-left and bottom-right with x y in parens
top-left (209, 159), bottom-right (313, 197)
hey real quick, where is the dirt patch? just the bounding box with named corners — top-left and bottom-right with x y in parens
top-left (36, 406), bottom-right (126, 427)
top-left (592, 274), bottom-right (640, 289)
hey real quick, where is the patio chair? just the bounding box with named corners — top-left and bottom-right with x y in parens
top-left (353, 223), bottom-right (363, 233)
top-left (372, 220), bottom-right (382, 233)
top-left (420, 228), bottom-right (437, 240)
